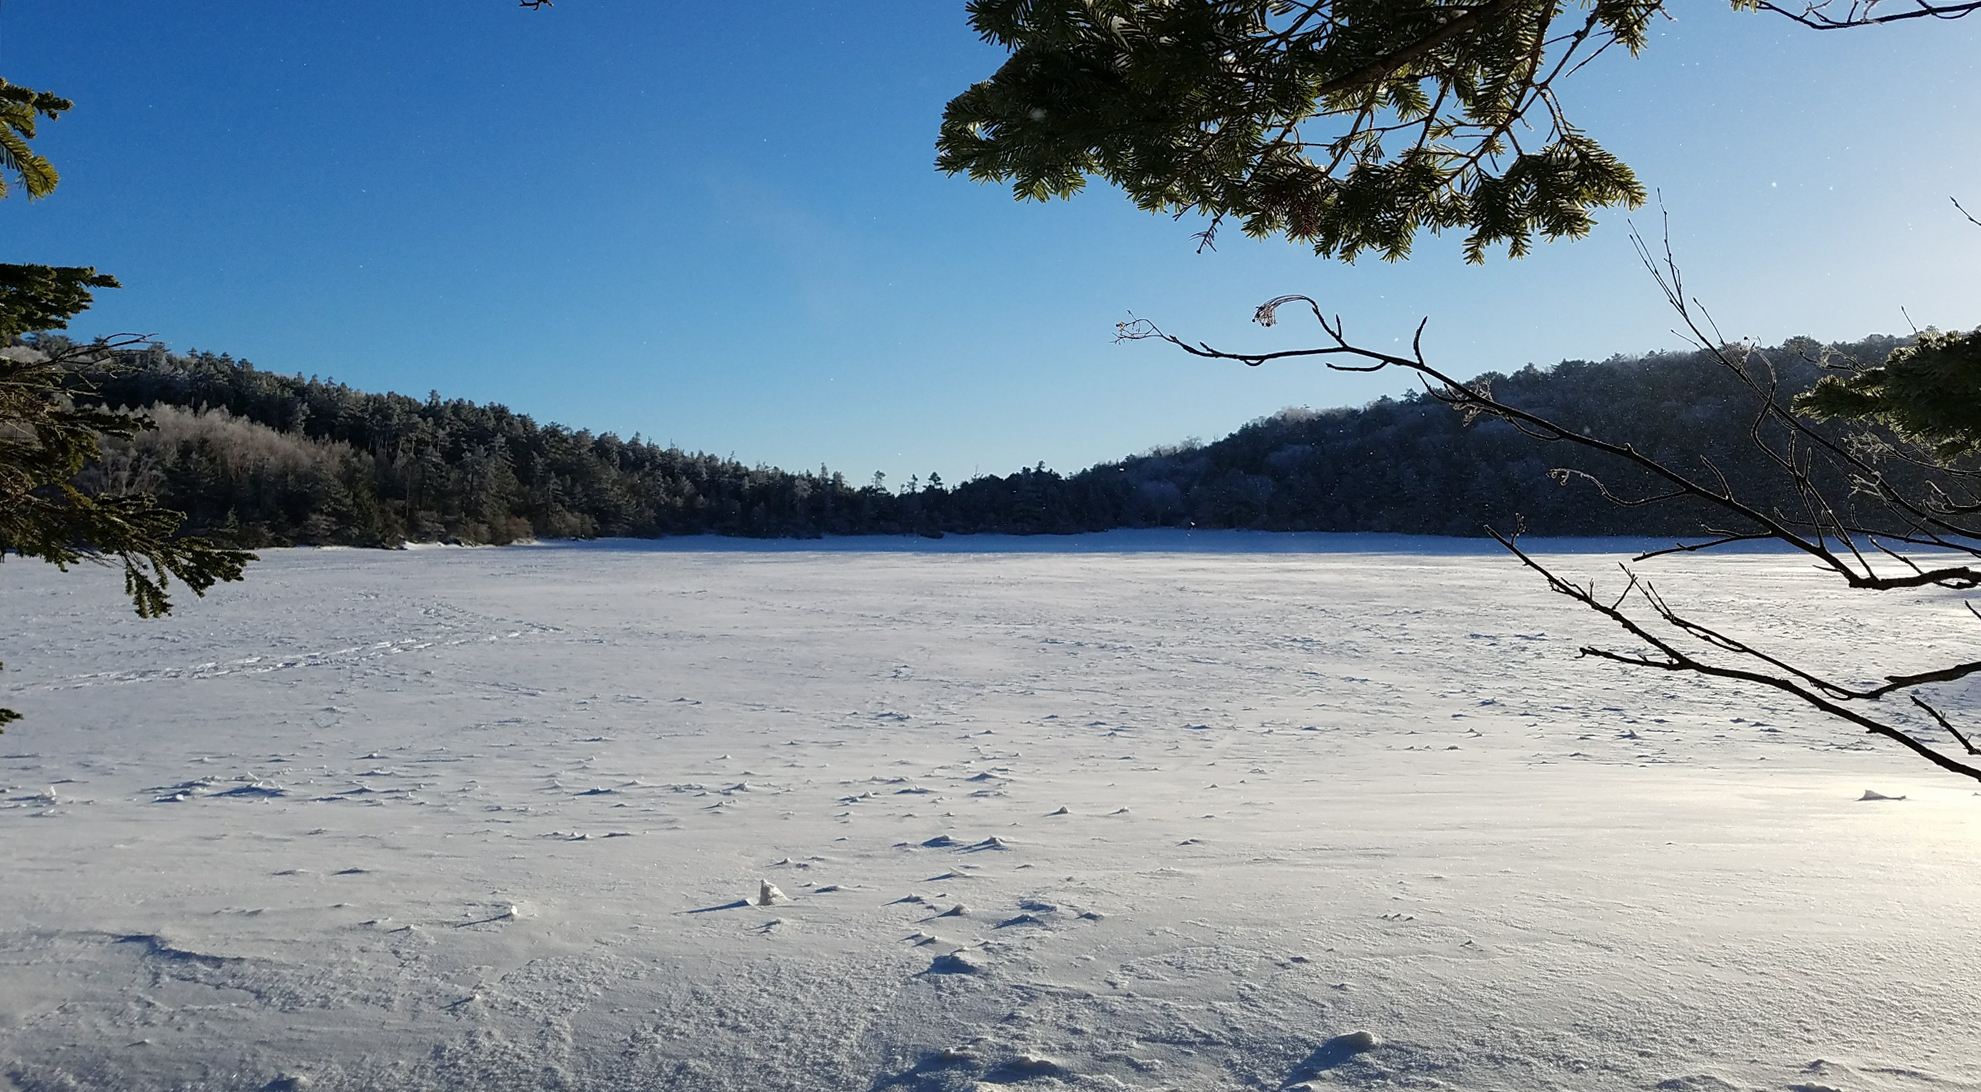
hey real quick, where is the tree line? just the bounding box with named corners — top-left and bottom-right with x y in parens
top-left (42, 331), bottom-right (1916, 547)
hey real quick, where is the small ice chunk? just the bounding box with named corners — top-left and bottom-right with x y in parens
top-left (1330, 1030), bottom-right (1380, 1053)
top-left (758, 881), bottom-right (786, 906)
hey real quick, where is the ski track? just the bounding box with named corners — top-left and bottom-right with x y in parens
top-left (2, 535), bottom-right (1978, 1092)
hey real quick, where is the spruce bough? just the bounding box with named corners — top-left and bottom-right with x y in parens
top-left (1, 86), bottom-right (252, 730)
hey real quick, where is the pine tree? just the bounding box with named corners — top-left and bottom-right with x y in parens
top-left (0, 83), bottom-right (252, 730)
top-left (940, 1), bottom-right (1976, 263)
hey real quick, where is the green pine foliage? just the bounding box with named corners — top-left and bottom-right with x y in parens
top-left (1796, 327), bottom-right (1981, 460)
top-left (0, 265), bottom-right (119, 338)
top-left (2, 77), bottom-right (256, 731)
top-left (0, 78), bottom-right (70, 201)
top-left (938, 0), bottom-right (1657, 262)
top-left (1, 318), bottom-right (253, 731)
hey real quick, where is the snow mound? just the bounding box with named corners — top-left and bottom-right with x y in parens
top-left (1655, 1077), bottom-right (1745, 1092)
top-left (925, 951), bottom-right (983, 975)
top-left (985, 1054), bottom-right (1064, 1081)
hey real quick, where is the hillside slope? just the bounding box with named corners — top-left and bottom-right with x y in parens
top-left (59, 334), bottom-right (1911, 544)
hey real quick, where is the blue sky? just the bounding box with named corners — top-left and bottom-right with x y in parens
top-left (2, 2), bottom-right (1976, 485)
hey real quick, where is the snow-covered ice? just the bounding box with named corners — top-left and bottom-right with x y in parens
top-left (3, 532), bottom-right (1978, 1091)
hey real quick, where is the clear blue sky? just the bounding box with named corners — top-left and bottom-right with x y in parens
top-left (3, 2), bottom-right (1976, 485)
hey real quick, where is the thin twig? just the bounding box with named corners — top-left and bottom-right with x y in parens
top-left (1910, 695), bottom-right (1981, 755)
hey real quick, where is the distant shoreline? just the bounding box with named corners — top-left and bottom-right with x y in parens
top-left (362, 527), bottom-right (1814, 557)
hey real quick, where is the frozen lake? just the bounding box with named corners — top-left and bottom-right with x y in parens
top-left (3, 534), bottom-right (1977, 1092)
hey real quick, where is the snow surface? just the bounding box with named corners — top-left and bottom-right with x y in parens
top-left (3, 532), bottom-right (1978, 1092)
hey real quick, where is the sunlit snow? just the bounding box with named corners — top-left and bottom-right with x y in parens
top-left (3, 533), bottom-right (1977, 1092)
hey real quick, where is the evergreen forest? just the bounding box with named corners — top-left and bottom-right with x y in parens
top-left (44, 333), bottom-right (1918, 547)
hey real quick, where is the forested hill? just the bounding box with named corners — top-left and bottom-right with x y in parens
top-left (1081, 334), bottom-right (1911, 537)
top-left (59, 334), bottom-right (1906, 547)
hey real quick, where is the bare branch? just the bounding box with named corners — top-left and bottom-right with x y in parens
top-left (1754, 0), bottom-right (1981, 30)
top-left (1910, 695), bottom-right (1981, 755)
top-left (1133, 194), bottom-right (1981, 783)
top-left (1143, 294), bottom-right (1981, 591)
top-left (1488, 529), bottom-right (1981, 784)
top-left (1633, 534), bottom-right (1779, 561)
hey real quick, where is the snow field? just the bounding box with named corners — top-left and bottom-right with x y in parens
top-left (2, 534), bottom-right (1978, 1091)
